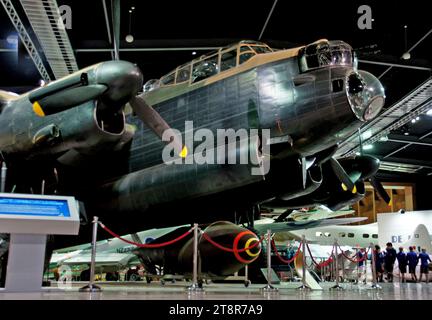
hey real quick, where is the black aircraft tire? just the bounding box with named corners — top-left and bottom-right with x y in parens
top-left (129, 273), bottom-right (140, 281)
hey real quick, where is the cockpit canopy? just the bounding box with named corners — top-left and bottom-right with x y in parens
top-left (298, 40), bottom-right (357, 73)
top-left (143, 40), bottom-right (273, 93)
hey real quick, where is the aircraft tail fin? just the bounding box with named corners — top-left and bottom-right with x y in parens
top-left (401, 224), bottom-right (432, 253)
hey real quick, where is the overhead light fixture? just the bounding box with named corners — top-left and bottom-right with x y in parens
top-left (401, 25), bottom-right (411, 60)
top-left (192, 51), bottom-right (197, 55)
top-left (355, 151), bottom-right (361, 156)
top-left (427, 109), bottom-right (432, 116)
top-left (363, 144), bottom-right (373, 150)
top-left (125, 34), bottom-right (134, 43)
top-left (404, 132), bottom-right (409, 136)
top-left (411, 119), bottom-right (416, 123)
top-left (402, 52), bottom-right (411, 60)
top-left (361, 129), bottom-right (372, 140)
top-left (126, 7), bottom-right (134, 43)
top-left (379, 136), bottom-right (388, 142)
top-left (416, 116), bottom-right (420, 121)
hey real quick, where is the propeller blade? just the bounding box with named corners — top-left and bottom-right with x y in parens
top-left (129, 96), bottom-right (186, 157)
top-left (369, 177), bottom-right (391, 205)
top-left (330, 158), bottom-right (357, 193)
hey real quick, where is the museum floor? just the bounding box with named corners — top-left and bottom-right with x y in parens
top-left (1, 281), bottom-right (432, 300)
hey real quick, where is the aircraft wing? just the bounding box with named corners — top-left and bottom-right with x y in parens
top-left (60, 253), bottom-right (136, 267)
top-left (254, 217), bottom-right (367, 235)
top-left (54, 224), bottom-right (190, 254)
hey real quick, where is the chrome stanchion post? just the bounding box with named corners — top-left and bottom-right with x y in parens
top-left (79, 216), bottom-right (102, 292)
top-left (262, 229), bottom-right (278, 292)
top-left (364, 247), bottom-right (368, 284)
top-left (330, 239), bottom-right (343, 290)
top-left (297, 235), bottom-right (310, 290)
top-left (188, 223), bottom-right (203, 292)
top-left (370, 243), bottom-right (381, 289)
top-left (1, 162), bottom-right (7, 192)
top-left (244, 264), bottom-right (250, 287)
top-left (355, 247), bottom-right (360, 284)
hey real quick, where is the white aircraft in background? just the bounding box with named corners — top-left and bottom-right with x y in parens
top-left (277, 223), bottom-right (432, 253)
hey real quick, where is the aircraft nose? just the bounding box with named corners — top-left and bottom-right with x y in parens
top-left (96, 60), bottom-right (143, 105)
top-left (346, 70), bottom-right (385, 122)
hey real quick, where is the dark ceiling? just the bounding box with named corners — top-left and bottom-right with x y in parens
top-left (0, 0), bottom-right (431, 181)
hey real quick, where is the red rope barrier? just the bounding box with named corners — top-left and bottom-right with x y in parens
top-left (338, 245), bottom-right (368, 263)
top-left (271, 239), bottom-right (301, 264)
top-left (306, 243), bottom-right (334, 268)
top-left (98, 222), bottom-right (193, 248)
top-left (201, 232), bottom-right (264, 253)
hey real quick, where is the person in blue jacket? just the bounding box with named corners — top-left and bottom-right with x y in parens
top-left (407, 246), bottom-right (419, 282)
top-left (397, 247), bottom-right (407, 283)
top-left (374, 245), bottom-right (385, 282)
top-left (418, 248), bottom-right (431, 283)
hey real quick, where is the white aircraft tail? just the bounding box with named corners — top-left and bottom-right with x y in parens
top-left (400, 224), bottom-right (432, 253)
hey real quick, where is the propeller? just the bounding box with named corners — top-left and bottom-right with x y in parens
top-left (330, 157), bottom-right (357, 194)
top-left (128, 96), bottom-right (185, 156)
top-left (330, 129), bottom-right (390, 204)
top-left (110, 0), bottom-right (186, 158)
top-left (369, 176), bottom-right (391, 204)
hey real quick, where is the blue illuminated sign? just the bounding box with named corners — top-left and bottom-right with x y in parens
top-left (0, 197), bottom-right (70, 217)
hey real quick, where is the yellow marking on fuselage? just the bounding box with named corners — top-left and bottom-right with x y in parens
top-left (179, 145), bottom-right (188, 158)
top-left (32, 101), bottom-right (45, 117)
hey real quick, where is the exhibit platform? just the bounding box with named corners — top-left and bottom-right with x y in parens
top-left (1, 281), bottom-right (432, 300)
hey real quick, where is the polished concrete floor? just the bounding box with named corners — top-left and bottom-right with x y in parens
top-left (1, 281), bottom-right (432, 300)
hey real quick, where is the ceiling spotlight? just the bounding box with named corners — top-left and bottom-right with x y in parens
top-left (416, 116), bottom-right (420, 121)
top-left (411, 119), bottom-right (416, 123)
top-left (131, 6), bottom-right (135, 10)
top-left (129, 9), bottom-right (132, 13)
top-left (402, 52), bottom-right (411, 60)
top-left (402, 25), bottom-right (410, 60)
top-left (192, 51), bottom-right (197, 55)
top-left (125, 34), bottom-right (134, 43)
top-left (363, 144), bottom-right (373, 150)
top-left (404, 132), bottom-right (409, 136)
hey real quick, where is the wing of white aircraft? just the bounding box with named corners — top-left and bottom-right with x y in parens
top-left (61, 253), bottom-right (136, 267)
top-left (254, 217), bottom-right (367, 234)
top-left (54, 224), bottom-right (190, 254)
top-left (287, 207), bottom-right (355, 222)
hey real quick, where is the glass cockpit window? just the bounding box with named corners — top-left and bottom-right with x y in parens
top-left (221, 50), bottom-right (237, 72)
top-left (176, 66), bottom-right (190, 83)
top-left (160, 72), bottom-right (175, 86)
top-left (251, 46), bottom-right (272, 54)
top-left (240, 45), bottom-right (252, 52)
top-left (143, 79), bottom-right (160, 93)
top-left (239, 52), bottom-right (255, 65)
top-left (298, 40), bottom-right (354, 73)
top-left (192, 55), bottom-right (219, 83)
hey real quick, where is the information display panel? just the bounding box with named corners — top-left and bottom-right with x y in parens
top-left (0, 193), bottom-right (80, 235)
